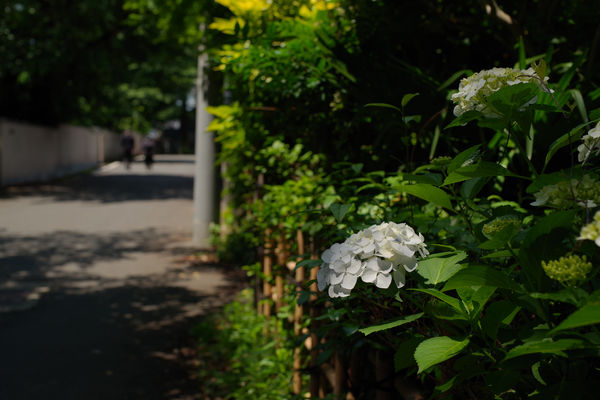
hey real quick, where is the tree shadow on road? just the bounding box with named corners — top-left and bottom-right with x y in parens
top-left (0, 173), bottom-right (193, 203)
top-left (0, 228), bottom-right (185, 282)
top-left (0, 279), bottom-right (244, 400)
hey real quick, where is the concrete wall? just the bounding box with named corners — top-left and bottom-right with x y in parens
top-left (0, 119), bottom-right (122, 186)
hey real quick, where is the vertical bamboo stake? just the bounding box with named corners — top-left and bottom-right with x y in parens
top-left (274, 233), bottom-right (286, 312)
top-left (333, 351), bottom-right (346, 397)
top-left (309, 238), bottom-right (321, 398)
top-left (375, 350), bottom-right (393, 400)
top-left (293, 229), bottom-right (305, 395)
top-left (262, 229), bottom-right (273, 318)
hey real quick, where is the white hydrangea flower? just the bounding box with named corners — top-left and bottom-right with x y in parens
top-left (578, 211), bottom-right (600, 247)
top-left (451, 67), bottom-right (550, 117)
top-left (578, 122), bottom-right (600, 164)
top-left (317, 222), bottom-right (429, 298)
top-left (531, 175), bottom-right (600, 209)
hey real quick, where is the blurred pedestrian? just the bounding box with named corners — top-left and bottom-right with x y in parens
top-left (120, 130), bottom-right (135, 169)
top-left (142, 136), bottom-right (155, 169)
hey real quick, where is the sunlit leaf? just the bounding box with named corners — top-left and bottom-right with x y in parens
top-left (414, 336), bottom-right (470, 373)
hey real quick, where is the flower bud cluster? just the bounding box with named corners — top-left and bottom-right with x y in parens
top-left (578, 122), bottom-right (600, 164)
top-left (531, 175), bottom-right (600, 208)
top-left (317, 222), bottom-right (429, 298)
top-left (482, 215), bottom-right (521, 239)
top-left (542, 254), bottom-right (593, 286)
top-left (579, 211), bottom-right (600, 247)
top-left (451, 67), bottom-right (549, 117)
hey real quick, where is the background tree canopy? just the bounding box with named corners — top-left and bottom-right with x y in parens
top-left (0, 0), bottom-right (225, 132)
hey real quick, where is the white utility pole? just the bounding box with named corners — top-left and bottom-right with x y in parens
top-left (192, 49), bottom-right (215, 247)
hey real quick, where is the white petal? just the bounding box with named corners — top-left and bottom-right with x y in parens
top-left (375, 273), bottom-right (392, 289)
top-left (361, 269), bottom-right (377, 283)
top-left (403, 257), bottom-right (418, 272)
top-left (321, 248), bottom-right (334, 263)
top-left (328, 285), bottom-right (339, 298)
top-left (331, 260), bottom-right (347, 273)
top-left (377, 259), bottom-right (394, 273)
top-left (364, 257), bottom-right (379, 271)
top-left (347, 258), bottom-right (362, 274)
top-left (341, 273), bottom-right (358, 290)
top-left (317, 266), bottom-right (329, 291)
top-left (330, 272), bottom-right (344, 285)
top-left (393, 269), bottom-right (406, 288)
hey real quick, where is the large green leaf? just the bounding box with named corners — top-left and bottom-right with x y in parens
top-left (543, 123), bottom-right (589, 170)
top-left (551, 297), bottom-right (600, 334)
top-left (481, 300), bottom-right (521, 340)
top-left (411, 288), bottom-right (464, 313)
top-left (416, 251), bottom-right (467, 285)
top-left (521, 210), bottom-right (576, 248)
top-left (398, 183), bottom-right (453, 210)
top-left (445, 110), bottom-right (483, 129)
top-left (504, 339), bottom-right (589, 360)
top-left (442, 265), bottom-right (521, 292)
top-left (414, 336), bottom-right (470, 373)
top-left (359, 312), bottom-right (424, 336)
top-left (443, 162), bottom-right (522, 185)
top-left (447, 145), bottom-right (481, 173)
top-left (457, 286), bottom-right (496, 320)
top-left (486, 82), bottom-right (540, 118)
top-left (394, 337), bottom-right (426, 370)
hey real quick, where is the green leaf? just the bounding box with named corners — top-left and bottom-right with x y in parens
top-left (444, 162), bottom-right (521, 185)
top-left (571, 89), bottom-right (588, 122)
top-left (414, 336), bottom-right (470, 373)
top-left (543, 123), bottom-right (589, 170)
top-left (481, 300), bottom-right (521, 340)
top-left (294, 259), bottom-right (321, 270)
top-left (486, 82), bottom-right (540, 118)
top-left (364, 103), bottom-right (402, 113)
top-left (529, 288), bottom-right (588, 306)
top-left (551, 298), bottom-right (600, 334)
top-left (442, 265), bottom-right (521, 292)
top-left (359, 312), bottom-right (424, 336)
top-left (411, 288), bottom-right (464, 313)
top-left (481, 250), bottom-right (513, 259)
top-left (457, 286), bottom-right (496, 320)
top-left (445, 110), bottom-right (483, 129)
top-left (401, 92), bottom-right (420, 108)
top-left (416, 251), bottom-right (467, 285)
top-left (399, 183), bottom-right (453, 210)
top-left (297, 290), bottom-right (311, 306)
top-left (447, 145), bottom-right (481, 173)
top-left (531, 361), bottom-right (547, 386)
top-left (504, 339), bottom-right (589, 360)
top-left (521, 210), bottom-right (576, 248)
top-left (329, 203), bottom-right (351, 223)
top-left (394, 337), bottom-right (426, 370)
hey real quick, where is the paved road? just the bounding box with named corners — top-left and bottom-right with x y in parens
top-left (0, 156), bottom-right (240, 400)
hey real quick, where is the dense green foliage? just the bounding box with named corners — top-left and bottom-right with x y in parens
top-left (0, 0), bottom-right (225, 131)
top-left (193, 289), bottom-right (297, 399)
top-left (207, 0), bottom-right (600, 398)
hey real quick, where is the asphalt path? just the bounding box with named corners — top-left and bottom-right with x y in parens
top-left (0, 155), bottom-right (241, 400)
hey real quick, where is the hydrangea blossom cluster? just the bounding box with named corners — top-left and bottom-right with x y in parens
top-left (451, 67), bottom-right (550, 117)
top-left (542, 254), bottom-right (593, 287)
top-left (317, 222), bottom-right (429, 298)
top-left (531, 175), bottom-right (600, 208)
top-left (578, 122), bottom-right (600, 164)
top-left (579, 210), bottom-right (600, 247)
